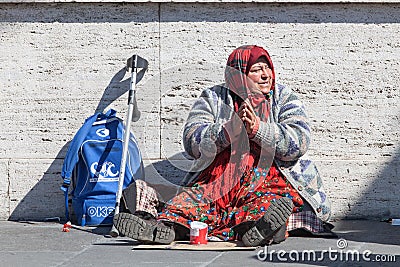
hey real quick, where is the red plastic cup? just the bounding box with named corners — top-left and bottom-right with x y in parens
top-left (189, 221), bottom-right (208, 245)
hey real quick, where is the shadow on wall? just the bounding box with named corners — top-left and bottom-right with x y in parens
top-left (143, 154), bottom-right (189, 203)
top-left (0, 3), bottom-right (400, 24)
top-left (8, 146), bottom-right (68, 221)
top-left (332, 148), bottom-right (400, 246)
top-left (343, 149), bottom-right (400, 220)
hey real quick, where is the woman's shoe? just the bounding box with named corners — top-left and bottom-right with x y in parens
top-left (272, 224), bottom-right (287, 244)
top-left (241, 197), bottom-right (293, 247)
top-left (113, 212), bottom-right (175, 244)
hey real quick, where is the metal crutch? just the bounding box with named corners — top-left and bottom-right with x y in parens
top-left (109, 55), bottom-right (148, 237)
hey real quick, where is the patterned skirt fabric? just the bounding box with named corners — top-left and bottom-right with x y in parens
top-left (158, 164), bottom-right (304, 241)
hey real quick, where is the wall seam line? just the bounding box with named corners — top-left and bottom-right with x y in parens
top-left (158, 2), bottom-right (162, 159)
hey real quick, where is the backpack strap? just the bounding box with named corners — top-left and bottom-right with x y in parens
top-left (60, 109), bottom-right (117, 221)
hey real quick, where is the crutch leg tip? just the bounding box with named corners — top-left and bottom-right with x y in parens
top-left (109, 229), bottom-right (119, 237)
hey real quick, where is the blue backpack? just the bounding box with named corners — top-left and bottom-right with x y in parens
top-left (61, 109), bottom-right (144, 226)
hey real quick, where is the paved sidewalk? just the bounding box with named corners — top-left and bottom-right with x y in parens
top-left (0, 219), bottom-right (399, 267)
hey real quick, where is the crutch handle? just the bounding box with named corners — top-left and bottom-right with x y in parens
top-left (126, 55), bottom-right (148, 72)
top-left (127, 55), bottom-right (148, 121)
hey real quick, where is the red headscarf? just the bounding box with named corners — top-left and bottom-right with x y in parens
top-left (225, 45), bottom-right (275, 123)
top-left (225, 45), bottom-right (275, 101)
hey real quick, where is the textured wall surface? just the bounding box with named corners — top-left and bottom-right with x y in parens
top-left (0, 2), bottom-right (399, 221)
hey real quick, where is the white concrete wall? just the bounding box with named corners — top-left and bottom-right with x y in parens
top-left (0, 2), bottom-right (399, 221)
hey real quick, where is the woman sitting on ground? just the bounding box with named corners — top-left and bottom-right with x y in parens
top-left (114, 45), bottom-right (333, 246)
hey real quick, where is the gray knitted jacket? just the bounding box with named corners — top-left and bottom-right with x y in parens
top-left (182, 83), bottom-right (331, 222)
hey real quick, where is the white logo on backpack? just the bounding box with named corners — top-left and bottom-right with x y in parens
top-left (87, 206), bottom-right (114, 218)
top-left (90, 161), bottom-right (119, 182)
top-left (96, 128), bottom-right (109, 138)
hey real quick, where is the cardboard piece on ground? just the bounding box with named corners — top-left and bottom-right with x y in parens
top-left (132, 241), bottom-right (257, 251)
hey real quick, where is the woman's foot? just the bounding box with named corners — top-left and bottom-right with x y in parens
top-left (113, 213), bottom-right (175, 244)
top-left (241, 197), bottom-right (293, 247)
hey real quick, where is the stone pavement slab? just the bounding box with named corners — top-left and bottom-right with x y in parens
top-left (0, 219), bottom-right (399, 267)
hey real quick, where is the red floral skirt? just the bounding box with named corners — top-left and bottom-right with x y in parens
top-left (158, 164), bottom-right (304, 241)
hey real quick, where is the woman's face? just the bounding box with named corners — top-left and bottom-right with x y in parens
top-left (247, 57), bottom-right (273, 94)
